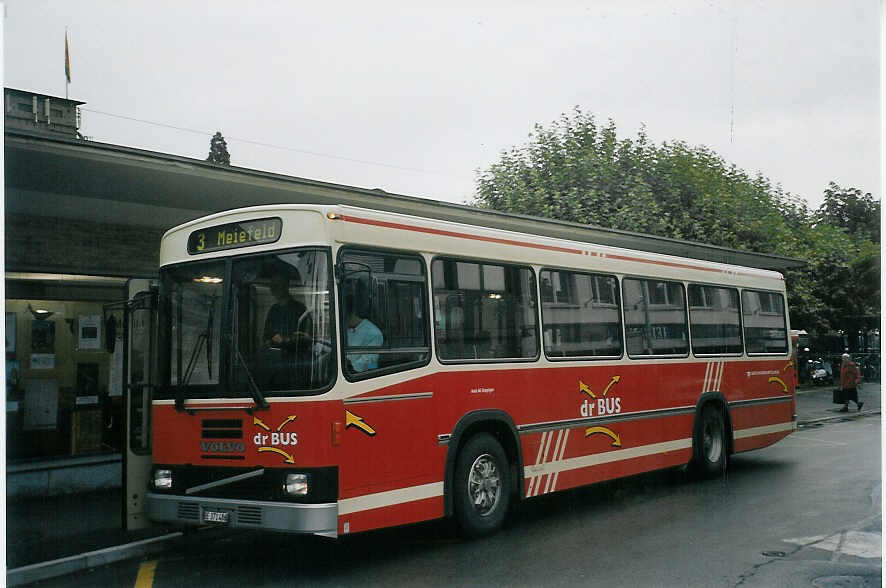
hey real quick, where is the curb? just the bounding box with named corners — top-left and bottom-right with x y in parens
top-left (798, 409), bottom-right (881, 427)
top-left (6, 532), bottom-right (183, 587)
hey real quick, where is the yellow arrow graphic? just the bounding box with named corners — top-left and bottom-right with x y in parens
top-left (783, 360), bottom-right (794, 373)
top-left (253, 416), bottom-right (270, 431)
top-left (345, 410), bottom-right (377, 436)
top-left (276, 415), bottom-right (297, 431)
top-left (258, 446), bottom-right (294, 463)
top-left (584, 426), bottom-right (622, 447)
top-left (579, 380), bottom-right (596, 399)
top-left (602, 375), bottom-right (622, 396)
top-left (768, 376), bottom-right (788, 394)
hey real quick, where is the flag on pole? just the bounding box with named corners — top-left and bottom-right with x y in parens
top-left (64, 31), bottom-right (71, 83)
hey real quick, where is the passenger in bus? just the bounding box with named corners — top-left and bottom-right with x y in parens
top-left (345, 293), bottom-right (382, 372)
top-left (263, 272), bottom-right (313, 352)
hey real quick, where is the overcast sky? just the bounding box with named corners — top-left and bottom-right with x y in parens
top-left (4, 1), bottom-right (880, 210)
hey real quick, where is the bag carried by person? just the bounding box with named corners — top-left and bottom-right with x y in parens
top-left (832, 388), bottom-right (847, 404)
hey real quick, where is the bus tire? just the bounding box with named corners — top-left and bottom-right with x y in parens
top-left (694, 404), bottom-right (727, 478)
top-left (453, 433), bottom-right (511, 538)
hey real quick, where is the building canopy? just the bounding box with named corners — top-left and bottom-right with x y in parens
top-left (6, 130), bottom-right (806, 276)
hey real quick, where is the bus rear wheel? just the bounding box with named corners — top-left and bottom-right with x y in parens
top-left (695, 404), bottom-right (727, 478)
top-left (453, 433), bottom-right (511, 538)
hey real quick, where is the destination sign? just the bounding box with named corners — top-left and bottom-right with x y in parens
top-left (188, 217), bottom-right (282, 254)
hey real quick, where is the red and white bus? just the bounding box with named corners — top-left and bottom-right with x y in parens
top-left (145, 204), bottom-right (796, 537)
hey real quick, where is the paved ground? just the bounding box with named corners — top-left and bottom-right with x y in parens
top-left (19, 403), bottom-right (883, 588)
top-left (5, 489), bottom-right (173, 569)
top-left (5, 381), bottom-right (880, 585)
top-left (796, 381), bottom-right (880, 424)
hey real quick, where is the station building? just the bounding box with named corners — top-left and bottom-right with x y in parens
top-left (4, 88), bottom-right (805, 495)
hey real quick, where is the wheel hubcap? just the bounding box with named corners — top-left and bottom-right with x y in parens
top-left (467, 453), bottom-right (501, 516)
top-left (703, 416), bottom-right (723, 463)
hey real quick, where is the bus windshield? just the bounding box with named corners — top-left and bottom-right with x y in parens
top-left (159, 248), bottom-right (335, 400)
top-left (230, 249), bottom-right (334, 394)
top-left (163, 260), bottom-right (225, 389)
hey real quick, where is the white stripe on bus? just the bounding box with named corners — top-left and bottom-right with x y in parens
top-left (544, 430), bottom-right (565, 494)
top-left (337, 423), bottom-right (793, 515)
top-left (526, 430), bottom-right (550, 497)
top-left (702, 361), bottom-right (725, 393)
top-left (549, 428), bottom-right (570, 493)
top-left (733, 421), bottom-right (795, 439)
top-left (525, 437), bottom-right (693, 479)
top-left (338, 481), bottom-right (444, 515)
top-left (533, 430), bottom-right (556, 496)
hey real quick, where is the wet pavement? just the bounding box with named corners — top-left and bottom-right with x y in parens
top-left (795, 381), bottom-right (880, 425)
top-left (5, 382), bottom-right (880, 585)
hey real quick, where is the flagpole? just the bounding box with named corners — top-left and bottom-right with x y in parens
top-left (65, 27), bottom-right (69, 99)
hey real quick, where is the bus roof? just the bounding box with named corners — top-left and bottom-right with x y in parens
top-left (164, 194), bottom-right (804, 273)
top-left (162, 204), bottom-right (788, 284)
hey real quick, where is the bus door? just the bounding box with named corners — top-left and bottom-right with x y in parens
top-left (107, 279), bottom-right (158, 531)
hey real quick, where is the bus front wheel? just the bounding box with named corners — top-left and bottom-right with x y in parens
top-left (453, 433), bottom-right (511, 538)
top-left (695, 404), bottom-right (727, 477)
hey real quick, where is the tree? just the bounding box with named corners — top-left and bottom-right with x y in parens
top-left (472, 108), bottom-right (880, 339)
top-left (207, 131), bottom-right (231, 166)
top-left (807, 183), bottom-right (881, 334)
top-left (786, 222), bottom-right (855, 333)
top-left (473, 108), bottom-right (799, 254)
top-left (816, 182), bottom-right (880, 243)
top-left (474, 111), bottom-right (668, 236)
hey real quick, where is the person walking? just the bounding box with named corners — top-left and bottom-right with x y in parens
top-left (839, 353), bottom-right (864, 412)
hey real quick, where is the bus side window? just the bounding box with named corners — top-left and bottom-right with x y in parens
top-left (339, 249), bottom-right (431, 379)
top-left (540, 269), bottom-right (622, 360)
top-left (623, 277), bottom-right (689, 358)
top-left (431, 258), bottom-right (539, 363)
top-left (741, 290), bottom-right (788, 354)
top-left (688, 284), bottom-right (742, 356)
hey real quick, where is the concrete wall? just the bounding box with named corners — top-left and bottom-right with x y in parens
top-left (5, 212), bottom-right (162, 277)
top-left (5, 89), bottom-right (80, 137)
top-left (6, 454), bottom-right (121, 499)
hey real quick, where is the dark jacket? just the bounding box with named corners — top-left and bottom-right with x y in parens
top-left (263, 298), bottom-right (310, 348)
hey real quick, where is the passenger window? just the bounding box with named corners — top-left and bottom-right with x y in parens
top-left (432, 258), bottom-right (539, 361)
top-left (540, 269), bottom-right (622, 359)
top-left (338, 249), bottom-right (430, 379)
top-left (622, 278), bottom-right (689, 357)
top-left (741, 290), bottom-right (788, 354)
top-left (688, 284), bottom-right (743, 355)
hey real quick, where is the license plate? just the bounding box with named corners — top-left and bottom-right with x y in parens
top-left (202, 509), bottom-right (230, 524)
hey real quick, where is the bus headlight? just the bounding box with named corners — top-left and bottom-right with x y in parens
top-left (153, 469), bottom-right (173, 490)
top-left (283, 473), bottom-right (309, 496)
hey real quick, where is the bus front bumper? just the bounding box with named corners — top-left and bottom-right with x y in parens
top-left (146, 492), bottom-right (338, 537)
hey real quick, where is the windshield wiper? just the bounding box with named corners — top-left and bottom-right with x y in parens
top-left (175, 295), bottom-right (217, 412)
top-left (175, 331), bottom-right (206, 412)
top-left (234, 344), bottom-right (269, 410)
top-left (182, 333), bottom-right (207, 385)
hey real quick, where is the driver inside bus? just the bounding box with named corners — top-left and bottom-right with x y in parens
top-left (263, 272), bottom-right (312, 352)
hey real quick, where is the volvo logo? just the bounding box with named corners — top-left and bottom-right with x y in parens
top-left (201, 441), bottom-right (246, 453)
